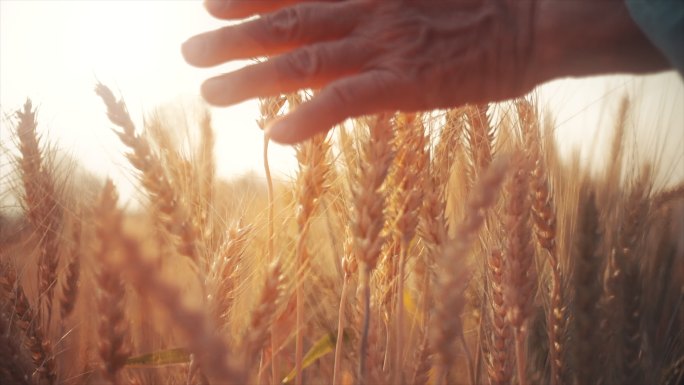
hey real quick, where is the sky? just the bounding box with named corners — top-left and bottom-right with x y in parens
top-left (1, 0), bottom-right (683, 204)
top-left (0, 0), bottom-right (302, 201)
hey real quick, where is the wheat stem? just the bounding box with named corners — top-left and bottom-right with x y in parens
top-left (333, 274), bottom-right (350, 385)
top-left (358, 263), bottom-right (371, 385)
top-left (263, 131), bottom-right (279, 385)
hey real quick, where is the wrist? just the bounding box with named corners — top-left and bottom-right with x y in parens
top-left (532, 1), bottom-right (671, 83)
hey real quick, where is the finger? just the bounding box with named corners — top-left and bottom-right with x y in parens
top-left (205, 0), bottom-right (297, 19)
top-left (201, 39), bottom-right (370, 106)
top-left (268, 71), bottom-right (398, 144)
top-left (183, 2), bottom-right (361, 68)
top-left (205, 0), bottom-right (341, 19)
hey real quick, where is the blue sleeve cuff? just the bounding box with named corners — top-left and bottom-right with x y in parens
top-left (625, 0), bottom-right (684, 75)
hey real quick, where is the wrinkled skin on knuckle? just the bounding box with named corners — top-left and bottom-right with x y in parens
top-left (279, 47), bottom-right (322, 80)
top-left (262, 6), bottom-right (303, 43)
top-left (327, 83), bottom-right (354, 109)
top-left (368, 71), bottom-right (402, 108)
top-left (327, 70), bottom-right (393, 113)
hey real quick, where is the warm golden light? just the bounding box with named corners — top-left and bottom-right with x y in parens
top-left (1, 0), bottom-right (682, 201)
top-left (1, 1), bottom-right (299, 202)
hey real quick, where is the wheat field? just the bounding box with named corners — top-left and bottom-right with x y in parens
top-left (1, 84), bottom-right (683, 385)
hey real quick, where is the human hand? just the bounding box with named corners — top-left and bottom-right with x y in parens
top-left (182, 0), bottom-right (538, 144)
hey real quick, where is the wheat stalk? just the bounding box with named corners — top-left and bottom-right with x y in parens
top-left (617, 167), bottom-right (651, 384)
top-left (1, 264), bottom-right (56, 385)
top-left (198, 109), bottom-right (216, 240)
top-left (387, 114), bottom-right (428, 381)
top-left (245, 258), bottom-right (283, 370)
top-left (486, 248), bottom-right (513, 385)
top-left (94, 180), bottom-right (131, 384)
top-left (515, 98), bottom-right (566, 385)
top-left (417, 111), bottom-right (464, 334)
top-left (350, 115), bottom-right (394, 385)
top-left (573, 187), bottom-right (603, 385)
top-left (4, 88), bottom-right (684, 385)
top-left (333, 232), bottom-right (357, 385)
top-left (95, 84), bottom-right (201, 267)
top-left (15, 99), bottom-right (62, 331)
top-left (502, 154), bottom-right (536, 385)
top-left (111, 232), bottom-right (245, 384)
top-left (294, 128), bottom-right (331, 385)
top-left (433, 155), bottom-right (510, 385)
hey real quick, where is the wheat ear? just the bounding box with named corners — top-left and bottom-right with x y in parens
top-left (2, 264), bottom-right (56, 384)
top-left (294, 131), bottom-right (331, 385)
top-left (417, 112), bottom-right (464, 331)
top-left (95, 84), bottom-right (200, 266)
top-left (464, 104), bottom-right (495, 188)
top-left (208, 223), bottom-right (251, 329)
top-left (432, 155), bottom-right (510, 385)
top-left (15, 99), bottom-right (62, 331)
top-left (351, 115), bottom-right (394, 385)
top-left (94, 180), bottom-right (131, 384)
top-left (515, 99), bottom-right (564, 385)
top-left (384, 114), bottom-right (428, 381)
top-left (111, 233), bottom-right (245, 383)
top-left (502, 154), bottom-right (536, 385)
top-left (433, 108), bottom-right (466, 197)
top-left (486, 249), bottom-right (513, 385)
top-left (246, 258), bottom-right (283, 370)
